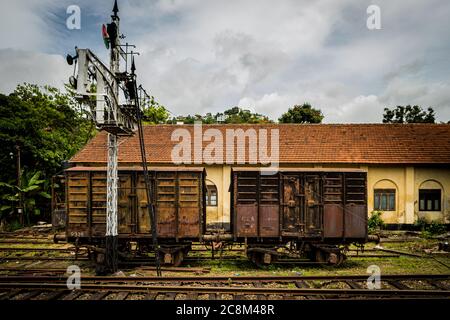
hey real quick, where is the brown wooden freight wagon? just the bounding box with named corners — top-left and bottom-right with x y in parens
top-left (64, 166), bottom-right (206, 265)
top-left (231, 168), bottom-right (368, 265)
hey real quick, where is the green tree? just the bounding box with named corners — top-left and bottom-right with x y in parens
top-left (224, 107), bottom-right (272, 124)
top-left (382, 105), bottom-right (436, 123)
top-left (142, 95), bottom-right (170, 124)
top-left (3, 84), bottom-right (95, 176)
top-left (0, 83), bottom-right (95, 223)
top-left (143, 105), bottom-right (170, 124)
top-left (278, 103), bottom-right (324, 123)
top-left (174, 107), bottom-right (272, 124)
top-left (202, 113), bottom-right (216, 124)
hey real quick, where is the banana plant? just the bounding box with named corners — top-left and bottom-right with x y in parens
top-left (0, 171), bottom-right (51, 225)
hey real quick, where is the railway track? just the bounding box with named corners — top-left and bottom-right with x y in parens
top-left (0, 266), bottom-right (212, 275)
top-left (0, 274), bottom-right (448, 300)
top-left (0, 235), bottom-right (439, 270)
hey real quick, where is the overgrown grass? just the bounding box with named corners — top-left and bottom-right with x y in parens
top-left (182, 239), bottom-right (450, 277)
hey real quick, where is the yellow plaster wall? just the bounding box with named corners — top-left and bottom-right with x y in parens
top-left (414, 168), bottom-right (450, 223)
top-left (367, 166), bottom-right (407, 223)
top-left (204, 165), bottom-right (231, 225)
top-left (362, 166), bottom-right (449, 224)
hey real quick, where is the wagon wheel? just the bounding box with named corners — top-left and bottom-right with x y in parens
top-left (95, 252), bottom-right (106, 275)
top-left (247, 251), bottom-right (265, 268)
top-left (173, 251), bottom-right (184, 267)
top-left (336, 252), bottom-right (346, 266)
top-left (314, 249), bottom-right (327, 263)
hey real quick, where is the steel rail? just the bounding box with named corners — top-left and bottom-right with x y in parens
top-left (0, 274), bottom-right (448, 282)
top-left (0, 256), bottom-right (89, 261)
top-left (0, 247), bottom-right (83, 252)
top-left (0, 266), bottom-right (210, 274)
top-left (0, 282), bottom-right (448, 297)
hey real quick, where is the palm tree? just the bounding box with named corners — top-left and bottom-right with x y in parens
top-left (0, 171), bottom-right (51, 226)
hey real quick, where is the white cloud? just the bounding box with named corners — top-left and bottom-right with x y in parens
top-left (0, 0), bottom-right (449, 123)
top-left (380, 79), bottom-right (450, 121)
top-left (0, 0), bottom-right (58, 51)
top-left (238, 93), bottom-right (293, 119)
top-left (0, 49), bottom-right (70, 94)
top-left (238, 92), bottom-right (384, 123)
top-left (331, 95), bottom-right (384, 123)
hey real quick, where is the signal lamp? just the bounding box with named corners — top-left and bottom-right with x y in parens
top-left (66, 54), bottom-right (78, 66)
top-left (69, 76), bottom-right (77, 89)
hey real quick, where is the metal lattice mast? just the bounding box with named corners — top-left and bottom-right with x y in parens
top-left (105, 0), bottom-right (121, 273)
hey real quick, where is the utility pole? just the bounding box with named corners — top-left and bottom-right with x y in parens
top-left (15, 145), bottom-right (23, 225)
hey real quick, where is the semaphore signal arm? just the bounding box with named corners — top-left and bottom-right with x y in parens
top-left (69, 47), bottom-right (142, 136)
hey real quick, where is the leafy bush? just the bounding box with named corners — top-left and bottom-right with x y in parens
top-left (415, 217), bottom-right (447, 237)
top-left (426, 221), bottom-right (447, 235)
top-left (414, 217), bottom-right (428, 231)
top-left (368, 211), bottom-right (385, 233)
top-left (6, 220), bottom-right (22, 232)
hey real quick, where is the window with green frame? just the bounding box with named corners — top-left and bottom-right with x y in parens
top-left (374, 189), bottom-right (396, 211)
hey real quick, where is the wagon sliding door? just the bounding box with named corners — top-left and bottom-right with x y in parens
top-left (323, 173), bottom-right (344, 238)
top-left (344, 172), bottom-right (367, 239)
top-left (280, 174), bottom-right (303, 236)
top-left (90, 172), bottom-right (107, 236)
top-left (303, 175), bottom-right (322, 237)
top-left (136, 173), bottom-right (152, 234)
top-left (259, 174), bottom-right (279, 237)
top-left (280, 174), bottom-right (322, 238)
top-left (154, 172), bottom-right (176, 237)
top-left (234, 171), bottom-right (279, 238)
top-left (178, 172), bottom-right (202, 238)
top-left (234, 171), bottom-right (258, 237)
top-left (118, 174), bottom-right (133, 234)
top-left (146, 171), bottom-right (203, 239)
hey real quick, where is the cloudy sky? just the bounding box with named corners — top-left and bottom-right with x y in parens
top-left (0, 0), bottom-right (449, 122)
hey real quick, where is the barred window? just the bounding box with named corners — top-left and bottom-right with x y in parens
top-left (374, 189), bottom-right (395, 211)
top-left (419, 189), bottom-right (441, 211)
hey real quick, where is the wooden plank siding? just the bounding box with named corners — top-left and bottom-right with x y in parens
top-left (232, 169), bottom-right (367, 242)
top-left (66, 169), bottom-right (205, 241)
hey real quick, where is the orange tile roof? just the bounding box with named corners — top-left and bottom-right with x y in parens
top-left (69, 124), bottom-right (450, 165)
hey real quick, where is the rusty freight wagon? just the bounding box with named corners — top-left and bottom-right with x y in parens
top-left (231, 168), bottom-right (368, 265)
top-left (63, 166), bottom-right (206, 266)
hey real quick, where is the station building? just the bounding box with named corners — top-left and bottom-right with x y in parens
top-left (70, 123), bottom-right (450, 227)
